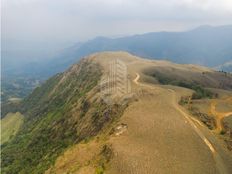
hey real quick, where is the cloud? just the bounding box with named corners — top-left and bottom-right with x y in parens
top-left (2, 0), bottom-right (232, 43)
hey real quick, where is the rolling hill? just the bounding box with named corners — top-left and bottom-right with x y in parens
top-left (1, 52), bottom-right (232, 174)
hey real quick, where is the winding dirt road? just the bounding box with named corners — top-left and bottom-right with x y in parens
top-left (130, 73), bottom-right (228, 174)
top-left (169, 90), bottom-right (229, 174)
top-left (107, 72), bottom-right (231, 174)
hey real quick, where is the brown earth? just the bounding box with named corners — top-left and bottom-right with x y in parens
top-left (46, 51), bottom-right (232, 174)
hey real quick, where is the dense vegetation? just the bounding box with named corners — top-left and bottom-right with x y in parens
top-left (153, 73), bottom-right (214, 99)
top-left (188, 106), bottom-right (216, 130)
top-left (1, 59), bottom-right (127, 174)
top-left (1, 102), bottom-right (21, 119)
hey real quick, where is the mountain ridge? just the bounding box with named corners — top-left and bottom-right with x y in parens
top-left (3, 25), bottom-right (232, 79)
top-left (2, 51), bottom-right (232, 173)
top-left (2, 25), bottom-right (232, 102)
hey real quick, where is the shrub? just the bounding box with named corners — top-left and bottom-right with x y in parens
top-left (95, 166), bottom-right (104, 174)
top-left (153, 73), bottom-right (214, 99)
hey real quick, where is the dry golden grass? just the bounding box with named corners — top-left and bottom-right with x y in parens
top-left (44, 52), bottom-right (232, 173)
top-left (1, 112), bottom-right (24, 144)
top-left (45, 139), bottom-right (101, 174)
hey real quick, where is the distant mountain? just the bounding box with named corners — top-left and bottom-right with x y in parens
top-left (41, 25), bottom-right (232, 76)
top-left (3, 25), bottom-right (232, 79)
top-left (215, 61), bottom-right (232, 72)
top-left (2, 25), bottom-right (232, 102)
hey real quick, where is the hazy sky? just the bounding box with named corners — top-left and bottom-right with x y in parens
top-left (2, 0), bottom-right (232, 44)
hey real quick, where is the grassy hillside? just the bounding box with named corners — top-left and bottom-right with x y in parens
top-left (143, 66), bottom-right (232, 100)
top-left (1, 58), bottom-right (128, 174)
top-left (1, 112), bottom-right (24, 144)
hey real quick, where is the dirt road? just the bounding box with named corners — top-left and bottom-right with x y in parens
top-left (210, 99), bottom-right (232, 133)
top-left (137, 73), bottom-right (228, 173)
top-left (107, 73), bottom-right (229, 174)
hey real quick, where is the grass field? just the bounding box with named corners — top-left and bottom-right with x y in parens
top-left (1, 112), bottom-right (24, 144)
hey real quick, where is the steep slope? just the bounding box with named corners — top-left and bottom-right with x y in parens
top-left (1, 57), bottom-right (129, 174)
top-left (0, 112), bottom-right (24, 144)
top-left (2, 52), bottom-right (232, 174)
